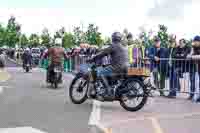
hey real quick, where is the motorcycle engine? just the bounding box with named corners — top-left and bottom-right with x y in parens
top-left (95, 81), bottom-right (105, 96)
top-left (95, 80), bottom-right (121, 96)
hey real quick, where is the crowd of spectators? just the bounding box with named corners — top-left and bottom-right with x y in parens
top-left (1, 33), bottom-right (200, 102)
top-left (65, 34), bottom-right (200, 103)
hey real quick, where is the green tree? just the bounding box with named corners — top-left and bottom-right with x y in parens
top-left (0, 24), bottom-right (6, 47)
top-left (73, 26), bottom-right (86, 45)
top-left (41, 28), bottom-right (51, 47)
top-left (29, 33), bottom-right (40, 47)
top-left (104, 37), bottom-right (111, 45)
top-left (157, 24), bottom-right (169, 47)
top-left (19, 34), bottom-right (28, 48)
top-left (54, 27), bottom-right (65, 39)
top-left (5, 16), bottom-right (21, 48)
top-left (62, 32), bottom-right (75, 48)
top-left (85, 24), bottom-right (103, 46)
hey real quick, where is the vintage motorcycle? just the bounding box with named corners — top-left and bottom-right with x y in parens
top-left (48, 65), bottom-right (63, 89)
top-left (69, 62), bottom-right (154, 112)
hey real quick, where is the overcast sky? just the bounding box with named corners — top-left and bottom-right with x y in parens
top-left (0, 0), bottom-right (199, 39)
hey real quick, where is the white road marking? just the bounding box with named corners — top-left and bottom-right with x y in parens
top-left (0, 127), bottom-right (47, 133)
top-left (149, 117), bottom-right (164, 133)
top-left (88, 100), bottom-right (101, 126)
top-left (88, 100), bottom-right (112, 132)
top-left (0, 86), bottom-right (3, 94)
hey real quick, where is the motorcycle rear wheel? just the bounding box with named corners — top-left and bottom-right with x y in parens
top-left (119, 79), bottom-right (148, 112)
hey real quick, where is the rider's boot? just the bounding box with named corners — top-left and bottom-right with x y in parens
top-left (88, 82), bottom-right (96, 98)
top-left (101, 76), bottom-right (115, 100)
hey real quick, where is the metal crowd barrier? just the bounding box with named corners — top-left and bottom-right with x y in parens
top-left (40, 55), bottom-right (200, 99)
top-left (141, 58), bottom-right (200, 99)
top-left (67, 56), bottom-right (200, 98)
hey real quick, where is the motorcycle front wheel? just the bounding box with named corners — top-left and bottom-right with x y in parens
top-left (69, 73), bottom-right (88, 104)
top-left (119, 79), bottom-right (148, 112)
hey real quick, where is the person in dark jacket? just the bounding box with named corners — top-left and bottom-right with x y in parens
top-left (169, 39), bottom-right (191, 97)
top-left (22, 48), bottom-right (33, 69)
top-left (87, 32), bottom-right (129, 98)
top-left (148, 37), bottom-right (168, 96)
top-left (166, 37), bottom-right (179, 98)
top-left (173, 39), bottom-right (191, 75)
top-left (187, 36), bottom-right (200, 102)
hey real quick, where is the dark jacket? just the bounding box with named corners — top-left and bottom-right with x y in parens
top-left (92, 42), bottom-right (129, 72)
top-left (173, 46), bottom-right (191, 72)
top-left (22, 51), bottom-right (32, 64)
top-left (189, 47), bottom-right (200, 72)
top-left (147, 46), bottom-right (168, 72)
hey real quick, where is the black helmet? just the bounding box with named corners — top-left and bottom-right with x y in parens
top-left (112, 32), bottom-right (122, 43)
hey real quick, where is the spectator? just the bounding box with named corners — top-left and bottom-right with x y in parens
top-left (148, 37), bottom-right (168, 96)
top-left (187, 36), bottom-right (200, 102)
top-left (172, 39), bottom-right (191, 96)
top-left (0, 49), bottom-right (5, 68)
top-left (166, 37), bottom-right (179, 98)
top-left (127, 33), bottom-right (143, 67)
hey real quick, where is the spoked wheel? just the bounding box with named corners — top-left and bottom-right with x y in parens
top-left (120, 79), bottom-right (148, 112)
top-left (69, 74), bottom-right (88, 104)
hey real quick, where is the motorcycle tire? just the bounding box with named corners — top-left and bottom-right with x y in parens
top-left (69, 73), bottom-right (88, 104)
top-left (119, 78), bottom-right (148, 112)
top-left (26, 67), bottom-right (29, 72)
top-left (54, 82), bottom-right (58, 89)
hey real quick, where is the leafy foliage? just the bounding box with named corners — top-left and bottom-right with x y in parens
top-left (19, 34), bottom-right (28, 47)
top-left (5, 16), bottom-right (21, 48)
top-left (157, 24), bottom-right (169, 47)
top-left (0, 16), bottom-right (193, 49)
top-left (73, 26), bottom-right (87, 45)
top-left (85, 24), bottom-right (103, 46)
top-left (29, 33), bottom-right (40, 47)
top-left (62, 32), bottom-right (75, 48)
top-left (41, 28), bottom-right (51, 47)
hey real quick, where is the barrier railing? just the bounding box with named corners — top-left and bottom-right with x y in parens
top-left (142, 58), bottom-right (200, 100)
top-left (40, 56), bottom-right (200, 100)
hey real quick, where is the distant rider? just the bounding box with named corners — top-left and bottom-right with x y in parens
top-left (43, 38), bottom-right (68, 83)
top-left (22, 48), bottom-right (32, 69)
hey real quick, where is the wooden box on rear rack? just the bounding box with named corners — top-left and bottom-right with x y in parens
top-left (127, 67), bottom-right (150, 77)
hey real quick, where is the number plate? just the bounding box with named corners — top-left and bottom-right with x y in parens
top-left (54, 68), bottom-right (61, 72)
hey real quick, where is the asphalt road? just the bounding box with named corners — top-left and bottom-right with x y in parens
top-left (4, 57), bottom-right (21, 68)
top-left (0, 59), bottom-right (96, 133)
top-left (1, 58), bottom-right (200, 133)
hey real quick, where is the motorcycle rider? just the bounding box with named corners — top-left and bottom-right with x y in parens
top-left (87, 32), bottom-right (129, 98)
top-left (43, 38), bottom-right (68, 83)
top-left (22, 48), bottom-right (32, 69)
